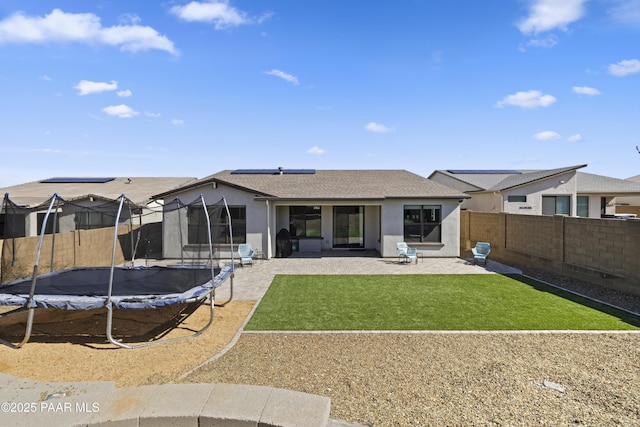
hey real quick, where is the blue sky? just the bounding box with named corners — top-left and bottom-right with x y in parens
top-left (1, 0), bottom-right (640, 187)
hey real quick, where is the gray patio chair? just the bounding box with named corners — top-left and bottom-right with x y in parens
top-left (238, 243), bottom-right (255, 267)
top-left (472, 242), bottom-right (491, 265)
top-left (397, 242), bottom-right (418, 264)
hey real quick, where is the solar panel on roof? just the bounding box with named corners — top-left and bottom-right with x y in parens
top-left (231, 169), bottom-right (315, 175)
top-left (40, 177), bottom-right (116, 183)
top-left (447, 170), bottom-right (521, 174)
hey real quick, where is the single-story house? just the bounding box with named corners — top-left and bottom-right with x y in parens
top-left (152, 169), bottom-right (469, 259)
top-left (428, 165), bottom-right (640, 218)
top-left (0, 176), bottom-right (197, 238)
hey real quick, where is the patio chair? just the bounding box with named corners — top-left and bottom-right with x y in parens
top-left (237, 243), bottom-right (255, 267)
top-left (472, 242), bottom-right (491, 265)
top-left (397, 242), bottom-right (418, 264)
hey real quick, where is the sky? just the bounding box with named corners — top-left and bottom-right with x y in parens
top-left (1, 0), bottom-right (640, 187)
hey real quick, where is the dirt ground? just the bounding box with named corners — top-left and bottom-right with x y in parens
top-left (0, 300), bottom-right (254, 387)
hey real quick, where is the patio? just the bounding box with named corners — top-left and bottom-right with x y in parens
top-left (216, 253), bottom-right (521, 303)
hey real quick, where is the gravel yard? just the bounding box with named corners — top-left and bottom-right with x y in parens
top-left (183, 332), bottom-right (640, 426)
top-left (183, 269), bottom-right (640, 426)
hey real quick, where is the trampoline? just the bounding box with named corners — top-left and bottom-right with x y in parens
top-left (0, 192), bottom-right (235, 349)
top-left (0, 265), bottom-right (233, 310)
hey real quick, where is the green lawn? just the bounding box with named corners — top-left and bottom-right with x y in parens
top-left (244, 274), bottom-right (640, 331)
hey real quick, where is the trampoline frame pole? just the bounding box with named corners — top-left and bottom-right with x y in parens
top-left (216, 196), bottom-right (234, 306)
top-left (15, 194), bottom-right (58, 348)
top-left (106, 194), bottom-right (132, 349)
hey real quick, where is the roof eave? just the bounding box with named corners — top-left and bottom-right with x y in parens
top-left (152, 178), bottom-right (275, 200)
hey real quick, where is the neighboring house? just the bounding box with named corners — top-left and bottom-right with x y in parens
top-left (152, 169), bottom-right (469, 259)
top-left (429, 165), bottom-right (640, 218)
top-left (617, 174), bottom-right (640, 212)
top-left (0, 176), bottom-right (197, 238)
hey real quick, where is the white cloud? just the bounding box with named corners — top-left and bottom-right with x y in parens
top-left (572, 86), bottom-right (601, 96)
top-left (533, 131), bottom-right (561, 141)
top-left (39, 74), bottom-right (51, 81)
top-left (170, 1), bottom-right (271, 29)
top-left (567, 134), bottom-right (583, 142)
top-left (118, 13), bottom-right (141, 25)
top-left (171, 119), bottom-right (184, 126)
top-left (364, 122), bottom-right (392, 133)
top-left (608, 59), bottom-right (640, 76)
top-left (517, 0), bottom-right (586, 34)
top-left (117, 89), bottom-right (132, 97)
top-left (518, 35), bottom-right (558, 51)
top-left (307, 146), bottom-right (326, 155)
top-left (0, 9), bottom-right (177, 55)
top-left (145, 111), bottom-right (161, 117)
top-left (607, 0), bottom-right (640, 24)
top-left (74, 80), bottom-right (117, 95)
top-left (102, 104), bottom-right (138, 118)
top-left (265, 69), bottom-right (299, 85)
top-left (495, 90), bottom-right (557, 109)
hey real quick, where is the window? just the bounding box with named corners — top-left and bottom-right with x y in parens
top-left (75, 211), bottom-right (116, 230)
top-left (404, 205), bottom-right (441, 243)
top-left (188, 205), bottom-right (246, 244)
top-left (290, 206), bottom-right (321, 237)
top-left (577, 196), bottom-right (589, 218)
top-left (37, 212), bottom-right (61, 234)
top-left (542, 196), bottom-right (570, 215)
top-left (507, 195), bottom-right (527, 202)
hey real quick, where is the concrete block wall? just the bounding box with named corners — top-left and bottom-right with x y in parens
top-left (461, 210), bottom-right (640, 297)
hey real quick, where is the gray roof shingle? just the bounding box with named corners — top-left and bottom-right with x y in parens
top-left (1, 177), bottom-right (197, 207)
top-left (432, 165), bottom-right (587, 192)
top-left (158, 170), bottom-right (468, 200)
top-left (431, 165), bottom-right (640, 195)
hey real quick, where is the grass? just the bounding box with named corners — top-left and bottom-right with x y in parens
top-left (244, 274), bottom-right (640, 331)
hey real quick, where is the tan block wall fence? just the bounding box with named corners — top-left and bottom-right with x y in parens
top-left (461, 210), bottom-right (640, 297)
top-left (1, 226), bottom-right (130, 283)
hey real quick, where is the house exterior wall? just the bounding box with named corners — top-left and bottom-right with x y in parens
top-left (16, 200), bottom-right (163, 238)
top-left (381, 198), bottom-right (461, 258)
top-left (159, 183), bottom-right (461, 259)
top-left (460, 193), bottom-right (501, 212)
top-left (614, 195), bottom-right (640, 211)
top-left (460, 171), bottom-right (587, 216)
top-left (160, 184), bottom-right (266, 260)
top-left (500, 171), bottom-right (577, 215)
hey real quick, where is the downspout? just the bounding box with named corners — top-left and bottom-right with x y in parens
top-left (265, 199), bottom-right (271, 259)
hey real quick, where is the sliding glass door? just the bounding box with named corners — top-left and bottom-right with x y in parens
top-left (333, 206), bottom-right (364, 249)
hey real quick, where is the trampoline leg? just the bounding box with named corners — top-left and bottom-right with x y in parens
top-left (215, 275), bottom-right (234, 307)
top-left (106, 304), bottom-right (133, 349)
top-left (105, 289), bottom-right (217, 349)
top-left (0, 306), bottom-right (36, 349)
